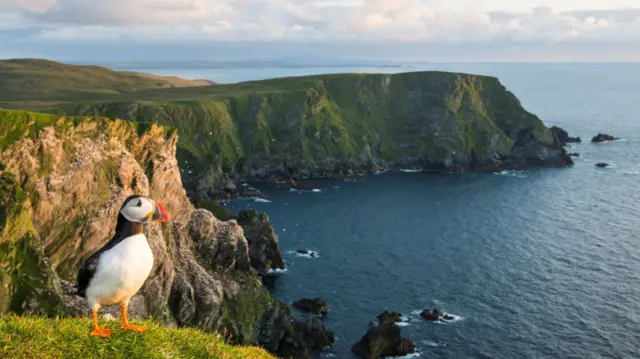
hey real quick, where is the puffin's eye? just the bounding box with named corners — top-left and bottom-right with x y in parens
top-left (136, 200), bottom-right (143, 207)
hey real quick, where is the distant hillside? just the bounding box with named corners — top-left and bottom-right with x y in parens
top-left (0, 58), bottom-right (214, 102)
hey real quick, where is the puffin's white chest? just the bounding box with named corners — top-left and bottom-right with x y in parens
top-left (86, 233), bottom-right (154, 307)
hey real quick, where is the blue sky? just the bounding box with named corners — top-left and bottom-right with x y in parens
top-left (1, 0), bottom-right (639, 62)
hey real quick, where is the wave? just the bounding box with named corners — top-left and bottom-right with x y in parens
top-left (434, 313), bottom-right (465, 324)
top-left (374, 169), bottom-right (389, 175)
top-left (396, 353), bottom-right (421, 358)
top-left (268, 268), bottom-right (288, 274)
top-left (409, 309), bottom-right (465, 324)
top-left (400, 169), bottom-right (422, 173)
top-left (422, 340), bottom-right (444, 347)
top-left (254, 198), bottom-right (272, 203)
top-left (288, 249), bottom-right (320, 258)
top-left (289, 188), bottom-right (322, 193)
top-left (494, 170), bottom-right (526, 178)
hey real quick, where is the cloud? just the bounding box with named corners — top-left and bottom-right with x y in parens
top-left (1, 0), bottom-right (640, 61)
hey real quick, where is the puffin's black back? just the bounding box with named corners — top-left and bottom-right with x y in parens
top-left (75, 195), bottom-right (145, 298)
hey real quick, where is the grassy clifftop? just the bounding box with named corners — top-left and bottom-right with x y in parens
top-left (0, 59), bottom-right (213, 103)
top-left (1, 65), bottom-right (561, 193)
top-left (0, 315), bottom-right (275, 359)
top-left (38, 72), bottom-right (552, 183)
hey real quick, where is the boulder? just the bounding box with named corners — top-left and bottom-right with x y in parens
top-left (568, 153), bottom-right (580, 157)
top-left (293, 298), bottom-right (328, 316)
top-left (551, 126), bottom-right (581, 145)
top-left (351, 321), bottom-right (416, 359)
top-left (376, 311), bottom-right (402, 324)
top-left (591, 133), bottom-right (618, 143)
top-left (292, 316), bottom-right (335, 349)
top-left (420, 309), bottom-right (442, 321)
top-left (595, 162), bottom-right (610, 168)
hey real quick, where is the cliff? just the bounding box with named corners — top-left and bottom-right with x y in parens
top-left (37, 72), bottom-right (572, 198)
top-left (0, 109), bottom-right (328, 358)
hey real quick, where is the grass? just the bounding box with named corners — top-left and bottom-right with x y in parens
top-left (0, 59), bottom-right (213, 102)
top-left (0, 314), bottom-right (276, 359)
top-left (1, 61), bottom-right (549, 181)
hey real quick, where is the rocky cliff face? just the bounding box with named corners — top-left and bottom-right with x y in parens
top-left (51, 72), bottom-right (573, 199)
top-left (0, 109), bottom-right (323, 358)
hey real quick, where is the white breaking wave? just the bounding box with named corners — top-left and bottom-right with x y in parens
top-left (268, 268), bottom-right (288, 274)
top-left (434, 313), bottom-right (465, 324)
top-left (289, 188), bottom-right (322, 193)
top-left (290, 249), bottom-right (320, 258)
top-left (396, 353), bottom-right (421, 358)
top-left (374, 169), bottom-right (389, 175)
top-left (400, 169), bottom-right (422, 173)
top-left (422, 340), bottom-right (443, 347)
top-left (494, 170), bottom-right (526, 178)
top-left (254, 198), bottom-right (272, 203)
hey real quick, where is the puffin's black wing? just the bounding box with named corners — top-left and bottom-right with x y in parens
top-left (75, 250), bottom-right (102, 298)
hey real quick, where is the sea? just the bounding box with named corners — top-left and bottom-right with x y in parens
top-left (133, 63), bottom-right (640, 358)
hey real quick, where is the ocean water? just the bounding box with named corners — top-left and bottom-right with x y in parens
top-left (214, 64), bottom-right (640, 358)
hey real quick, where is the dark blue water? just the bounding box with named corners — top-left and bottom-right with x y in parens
top-left (216, 64), bottom-right (640, 359)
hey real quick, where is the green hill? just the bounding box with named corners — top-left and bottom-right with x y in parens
top-left (0, 59), bottom-right (213, 103)
top-left (0, 60), bottom-right (570, 198)
top-left (0, 314), bottom-right (276, 359)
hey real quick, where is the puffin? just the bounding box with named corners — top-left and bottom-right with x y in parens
top-left (75, 195), bottom-right (169, 338)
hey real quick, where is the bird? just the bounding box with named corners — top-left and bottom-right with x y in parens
top-left (75, 195), bottom-right (169, 338)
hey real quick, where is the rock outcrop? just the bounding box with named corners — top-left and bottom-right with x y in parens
top-left (45, 72), bottom-right (576, 199)
top-left (293, 298), bottom-right (328, 316)
top-left (551, 126), bottom-right (581, 145)
top-left (376, 311), bottom-right (403, 324)
top-left (236, 209), bottom-right (285, 276)
top-left (595, 162), bottom-right (610, 168)
top-left (0, 110), bottom-right (322, 358)
top-left (352, 320), bottom-right (415, 359)
top-left (591, 133), bottom-right (619, 143)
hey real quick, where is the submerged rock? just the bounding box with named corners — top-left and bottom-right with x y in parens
top-left (591, 133), bottom-right (619, 143)
top-left (569, 153), bottom-right (580, 157)
top-left (595, 162), bottom-right (610, 168)
top-left (296, 250), bottom-right (318, 258)
top-left (293, 298), bottom-right (328, 316)
top-left (351, 321), bottom-right (415, 359)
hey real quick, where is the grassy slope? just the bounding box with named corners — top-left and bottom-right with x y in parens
top-left (0, 59), bottom-right (213, 103)
top-left (0, 314), bottom-right (275, 359)
top-left (1, 67), bottom-right (549, 180)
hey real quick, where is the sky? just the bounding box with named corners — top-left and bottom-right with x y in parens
top-left (0, 0), bottom-right (639, 62)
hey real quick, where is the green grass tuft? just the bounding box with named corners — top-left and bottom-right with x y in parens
top-left (0, 314), bottom-right (276, 359)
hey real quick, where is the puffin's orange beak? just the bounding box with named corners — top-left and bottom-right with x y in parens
top-left (152, 202), bottom-right (170, 223)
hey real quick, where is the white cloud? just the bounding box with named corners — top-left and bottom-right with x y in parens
top-left (1, 0), bottom-right (639, 45)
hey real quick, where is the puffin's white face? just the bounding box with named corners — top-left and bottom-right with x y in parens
top-left (120, 196), bottom-right (169, 223)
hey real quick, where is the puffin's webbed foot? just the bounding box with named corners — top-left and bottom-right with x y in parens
top-left (90, 327), bottom-right (112, 338)
top-left (90, 310), bottom-right (111, 338)
top-left (121, 323), bottom-right (148, 332)
top-left (120, 303), bottom-right (148, 333)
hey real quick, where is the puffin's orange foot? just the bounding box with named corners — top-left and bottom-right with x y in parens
top-left (121, 323), bottom-right (147, 332)
top-left (90, 327), bottom-right (112, 338)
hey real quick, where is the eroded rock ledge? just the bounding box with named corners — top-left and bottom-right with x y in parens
top-left (0, 110), bottom-right (329, 358)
